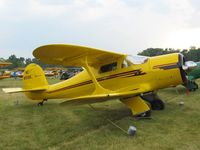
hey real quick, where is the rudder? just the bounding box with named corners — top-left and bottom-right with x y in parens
top-left (23, 63), bottom-right (48, 90)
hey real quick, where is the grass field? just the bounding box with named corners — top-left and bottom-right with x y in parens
top-left (1, 78), bottom-right (200, 150)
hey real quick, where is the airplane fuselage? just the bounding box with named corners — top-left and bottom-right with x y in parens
top-left (25, 53), bottom-right (184, 101)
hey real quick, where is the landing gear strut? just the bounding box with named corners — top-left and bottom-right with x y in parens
top-left (37, 99), bottom-right (47, 106)
top-left (141, 93), bottom-right (165, 110)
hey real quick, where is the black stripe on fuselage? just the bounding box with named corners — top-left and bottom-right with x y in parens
top-left (47, 69), bottom-right (146, 93)
top-left (153, 62), bottom-right (179, 70)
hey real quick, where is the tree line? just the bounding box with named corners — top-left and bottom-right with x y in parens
top-left (138, 46), bottom-right (200, 62)
top-left (1, 55), bottom-right (61, 69)
top-left (1, 46), bottom-right (200, 69)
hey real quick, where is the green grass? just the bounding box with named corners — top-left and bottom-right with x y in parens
top-left (1, 78), bottom-right (200, 150)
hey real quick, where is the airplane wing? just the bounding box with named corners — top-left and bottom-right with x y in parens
top-left (33, 44), bottom-right (126, 67)
top-left (61, 89), bottom-right (150, 116)
top-left (60, 88), bottom-right (144, 105)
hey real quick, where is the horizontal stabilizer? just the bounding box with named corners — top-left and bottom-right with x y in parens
top-left (2, 87), bottom-right (47, 93)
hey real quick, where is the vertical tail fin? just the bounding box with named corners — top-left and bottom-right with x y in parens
top-left (2, 63), bottom-right (48, 93)
top-left (23, 63), bottom-right (48, 90)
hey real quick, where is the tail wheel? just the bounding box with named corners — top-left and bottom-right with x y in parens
top-left (151, 99), bottom-right (165, 110)
top-left (37, 102), bottom-right (43, 106)
top-left (37, 99), bottom-right (47, 106)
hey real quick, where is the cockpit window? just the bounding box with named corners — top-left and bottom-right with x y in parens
top-left (126, 55), bottom-right (148, 64)
top-left (100, 62), bottom-right (117, 73)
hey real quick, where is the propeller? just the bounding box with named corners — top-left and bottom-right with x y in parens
top-left (178, 54), bottom-right (197, 94)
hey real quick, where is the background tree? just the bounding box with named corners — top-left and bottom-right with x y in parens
top-left (138, 48), bottom-right (180, 56)
top-left (138, 47), bottom-right (200, 62)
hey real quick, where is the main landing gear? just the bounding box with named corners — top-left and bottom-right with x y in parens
top-left (37, 99), bottom-right (47, 106)
top-left (141, 93), bottom-right (165, 110)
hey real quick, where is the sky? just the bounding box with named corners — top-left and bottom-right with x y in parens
top-left (1, 0), bottom-right (200, 58)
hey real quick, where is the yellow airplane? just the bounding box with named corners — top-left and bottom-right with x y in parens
top-left (44, 68), bottom-right (61, 77)
top-left (0, 61), bottom-right (12, 67)
top-left (0, 61), bottom-right (12, 79)
top-left (0, 71), bottom-right (11, 79)
top-left (2, 44), bottom-right (193, 116)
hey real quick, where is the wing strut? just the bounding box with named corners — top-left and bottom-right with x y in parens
top-left (83, 56), bottom-right (112, 95)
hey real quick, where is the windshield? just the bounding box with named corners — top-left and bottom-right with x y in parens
top-left (127, 55), bottom-right (149, 64)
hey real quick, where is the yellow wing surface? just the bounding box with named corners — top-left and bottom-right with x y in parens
top-left (61, 89), bottom-right (141, 105)
top-left (33, 44), bottom-right (126, 67)
top-left (61, 93), bottom-right (149, 116)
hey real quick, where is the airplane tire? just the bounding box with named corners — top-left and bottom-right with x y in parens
top-left (151, 99), bottom-right (165, 110)
top-left (37, 102), bottom-right (43, 106)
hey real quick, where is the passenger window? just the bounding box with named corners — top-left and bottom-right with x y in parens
top-left (100, 62), bottom-right (117, 73)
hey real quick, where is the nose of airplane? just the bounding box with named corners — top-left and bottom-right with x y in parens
top-left (178, 54), bottom-right (197, 84)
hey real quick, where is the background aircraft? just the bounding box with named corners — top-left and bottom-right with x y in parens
top-left (183, 61), bottom-right (200, 91)
top-left (0, 59), bottom-right (12, 67)
top-left (2, 44), bottom-right (195, 117)
top-left (0, 60), bottom-right (12, 79)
